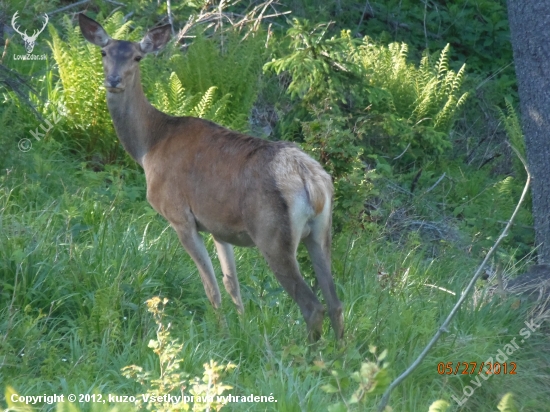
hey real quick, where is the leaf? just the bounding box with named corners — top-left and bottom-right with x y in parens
top-left (328, 403), bottom-right (348, 412)
top-left (497, 393), bottom-right (518, 412)
top-left (6, 386), bottom-right (33, 411)
top-left (321, 384), bottom-right (340, 394)
top-left (10, 248), bottom-right (25, 263)
top-left (368, 369), bottom-right (391, 395)
top-left (428, 400), bottom-right (450, 412)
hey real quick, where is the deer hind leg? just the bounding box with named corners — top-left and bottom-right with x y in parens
top-left (171, 223), bottom-right (222, 311)
top-left (303, 217), bottom-right (344, 340)
top-left (255, 231), bottom-right (325, 341)
top-left (214, 238), bottom-right (244, 314)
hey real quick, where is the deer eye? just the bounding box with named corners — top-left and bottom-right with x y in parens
top-left (100, 50), bottom-right (106, 57)
top-left (134, 56), bottom-right (142, 62)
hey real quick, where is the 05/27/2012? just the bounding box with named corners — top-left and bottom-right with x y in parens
top-left (437, 361), bottom-right (517, 375)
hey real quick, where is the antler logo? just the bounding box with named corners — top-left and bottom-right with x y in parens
top-left (12, 11), bottom-right (49, 54)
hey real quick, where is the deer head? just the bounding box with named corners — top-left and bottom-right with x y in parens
top-left (78, 13), bottom-right (171, 93)
top-left (11, 12), bottom-right (49, 54)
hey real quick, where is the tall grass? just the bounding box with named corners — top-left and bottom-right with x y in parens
top-left (1, 147), bottom-right (548, 411)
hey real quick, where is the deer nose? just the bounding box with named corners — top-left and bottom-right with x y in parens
top-left (107, 75), bottom-right (122, 87)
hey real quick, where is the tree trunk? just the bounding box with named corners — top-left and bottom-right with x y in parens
top-left (507, 1), bottom-right (550, 263)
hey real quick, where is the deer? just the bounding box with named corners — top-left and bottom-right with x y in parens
top-left (11, 11), bottom-right (49, 54)
top-left (78, 13), bottom-right (344, 341)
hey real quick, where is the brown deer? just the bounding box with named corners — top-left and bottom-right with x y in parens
top-left (78, 14), bottom-right (343, 341)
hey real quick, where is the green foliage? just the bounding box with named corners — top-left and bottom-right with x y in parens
top-left (152, 73), bottom-right (229, 122)
top-left (0, 92), bottom-right (37, 164)
top-left (122, 297), bottom-right (235, 411)
top-left (364, 0), bottom-right (511, 75)
top-left (267, 20), bottom-right (468, 160)
top-left (497, 393), bottom-right (518, 412)
top-left (367, 43), bottom-right (468, 132)
top-left (287, 0), bottom-right (511, 76)
top-left (497, 97), bottom-right (526, 176)
top-left (321, 345), bottom-right (390, 411)
top-left (357, 41), bottom-right (468, 160)
top-left (299, 108), bottom-right (375, 227)
top-left (409, 160), bottom-right (533, 260)
top-left (265, 20), bottom-right (356, 104)
top-left (266, 19), bottom-right (468, 225)
top-left (170, 31), bottom-right (267, 131)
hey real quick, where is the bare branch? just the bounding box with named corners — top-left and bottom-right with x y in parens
top-left (49, 0), bottom-right (91, 15)
top-left (176, 0), bottom-right (290, 44)
top-left (0, 63), bottom-right (45, 121)
top-left (166, 0), bottom-right (175, 36)
top-left (422, 172), bottom-right (446, 195)
top-left (393, 142), bottom-right (411, 160)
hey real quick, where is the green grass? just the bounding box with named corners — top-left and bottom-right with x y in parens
top-left (1, 145), bottom-right (548, 412)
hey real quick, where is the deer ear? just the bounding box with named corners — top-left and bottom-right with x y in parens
top-left (139, 24), bottom-right (172, 54)
top-left (79, 14), bottom-right (110, 47)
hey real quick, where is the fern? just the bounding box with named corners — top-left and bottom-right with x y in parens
top-left (172, 30), bottom-right (266, 131)
top-left (267, 21), bottom-right (469, 171)
top-left (497, 97), bottom-right (525, 176)
top-left (86, 286), bottom-right (123, 345)
top-left (48, 13), bottom-right (122, 162)
top-left (435, 44), bottom-right (451, 82)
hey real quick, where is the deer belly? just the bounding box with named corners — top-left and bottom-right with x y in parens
top-left (195, 218), bottom-right (254, 247)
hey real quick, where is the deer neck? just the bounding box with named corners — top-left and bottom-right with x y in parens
top-left (105, 69), bottom-right (167, 166)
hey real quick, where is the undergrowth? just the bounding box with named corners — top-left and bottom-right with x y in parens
top-left (0, 151), bottom-right (547, 411)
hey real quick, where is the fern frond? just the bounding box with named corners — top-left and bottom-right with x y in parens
top-left (435, 44), bottom-right (451, 81)
top-left (191, 86), bottom-right (217, 118)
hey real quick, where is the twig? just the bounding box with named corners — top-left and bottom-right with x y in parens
top-left (356, 0), bottom-right (374, 34)
top-left (49, 0), bottom-right (125, 15)
top-left (1, 38), bottom-right (9, 64)
top-left (0, 64), bottom-right (44, 120)
top-left (422, 0), bottom-right (428, 49)
top-left (49, 0), bottom-right (90, 15)
top-left (407, 220), bottom-right (445, 240)
top-left (166, 0), bottom-right (175, 36)
top-left (176, 0), bottom-right (289, 43)
top-left (377, 142), bottom-right (531, 411)
top-left (422, 172), bottom-right (446, 195)
top-left (104, 0), bottom-right (126, 6)
top-left (409, 168), bottom-right (423, 195)
top-left (393, 142), bottom-right (411, 160)
top-left (383, 178), bottom-right (413, 196)
top-left (423, 284), bottom-right (456, 296)
top-left (478, 152), bottom-right (502, 170)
